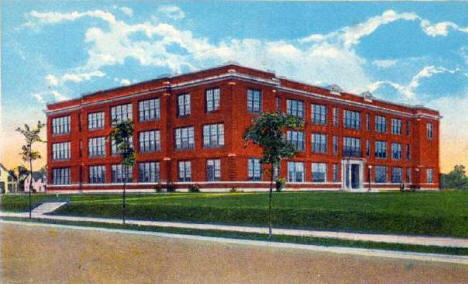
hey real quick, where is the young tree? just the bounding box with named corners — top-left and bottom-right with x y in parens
top-left (243, 112), bottom-right (304, 238)
top-left (110, 120), bottom-right (136, 224)
top-left (15, 121), bottom-right (46, 218)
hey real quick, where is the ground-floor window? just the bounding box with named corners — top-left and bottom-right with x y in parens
top-left (288, 162), bottom-right (304, 182)
top-left (111, 164), bottom-right (133, 183)
top-left (391, 167), bottom-right (402, 183)
top-left (427, 168), bottom-right (434, 183)
top-left (89, 165), bottom-right (106, 184)
top-left (206, 159), bottom-right (221, 181)
top-left (53, 168), bottom-right (70, 185)
top-left (406, 168), bottom-right (411, 183)
top-left (178, 161), bottom-right (192, 182)
top-left (248, 158), bottom-right (262, 181)
top-left (375, 166), bottom-right (387, 183)
top-left (139, 162), bottom-right (159, 182)
top-left (333, 164), bottom-right (339, 182)
top-left (312, 163), bottom-right (327, 182)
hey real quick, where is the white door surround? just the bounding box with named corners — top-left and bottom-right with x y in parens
top-left (341, 159), bottom-right (365, 191)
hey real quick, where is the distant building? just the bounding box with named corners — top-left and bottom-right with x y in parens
top-left (46, 64), bottom-right (440, 192)
top-left (0, 163), bottom-right (17, 193)
top-left (24, 172), bottom-right (47, 193)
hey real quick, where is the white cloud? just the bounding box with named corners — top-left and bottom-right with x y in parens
top-left (32, 93), bottom-right (45, 104)
top-left (420, 19), bottom-right (468, 37)
top-left (119, 7), bottom-right (133, 17)
top-left (46, 70), bottom-right (105, 86)
top-left (120, 79), bottom-right (131, 86)
top-left (24, 10), bottom-right (116, 27)
top-left (45, 74), bottom-right (59, 86)
top-left (51, 90), bottom-right (68, 101)
top-left (157, 5), bottom-right (185, 20)
top-left (372, 59), bottom-right (397, 68)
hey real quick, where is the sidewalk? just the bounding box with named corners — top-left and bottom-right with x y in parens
top-left (1, 210), bottom-right (468, 248)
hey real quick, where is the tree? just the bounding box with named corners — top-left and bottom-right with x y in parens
top-left (441, 165), bottom-right (468, 189)
top-left (15, 121), bottom-right (45, 218)
top-left (243, 112), bottom-right (304, 238)
top-left (110, 120), bottom-right (136, 224)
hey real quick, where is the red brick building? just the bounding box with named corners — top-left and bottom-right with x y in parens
top-left (46, 64), bottom-right (440, 192)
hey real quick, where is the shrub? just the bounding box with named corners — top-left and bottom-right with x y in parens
top-left (189, 184), bottom-right (200, 193)
top-left (154, 184), bottom-right (163, 193)
top-left (229, 187), bottom-right (238, 193)
top-left (166, 182), bottom-right (176, 193)
top-left (275, 177), bottom-right (286, 192)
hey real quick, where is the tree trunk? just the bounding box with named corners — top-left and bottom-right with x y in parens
top-left (122, 165), bottom-right (127, 224)
top-left (268, 163), bottom-right (274, 239)
top-left (28, 145), bottom-right (33, 219)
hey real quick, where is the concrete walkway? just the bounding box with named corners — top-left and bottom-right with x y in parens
top-left (1, 210), bottom-right (468, 248)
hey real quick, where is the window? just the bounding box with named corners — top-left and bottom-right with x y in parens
top-left (311, 133), bottom-right (327, 153)
top-left (288, 162), bottom-right (304, 182)
top-left (203, 124), bottom-right (224, 148)
top-left (366, 140), bottom-right (370, 157)
top-left (287, 131), bottom-right (305, 151)
top-left (406, 120), bottom-right (411, 136)
top-left (111, 137), bottom-right (133, 156)
top-left (333, 108), bottom-right (339, 127)
top-left (343, 137), bottom-right (361, 157)
top-left (406, 144), bottom-right (411, 160)
top-left (89, 165), bottom-right (106, 184)
top-left (139, 162), bottom-right (159, 182)
top-left (343, 110), bottom-right (361, 129)
top-left (248, 158), bottom-right (262, 181)
top-left (111, 164), bottom-right (132, 183)
top-left (247, 89), bottom-right (262, 113)
top-left (178, 161), bottom-right (192, 182)
top-left (276, 97), bottom-right (281, 113)
top-left (312, 104), bottom-right (327, 125)
top-left (333, 164), bottom-right (339, 182)
top-left (52, 142), bottom-right (70, 160)
top-left (111, 104), bottom-right (132, 125)
top-left (175, 127), bottom-right (195, 150)
top-left (333, 136), bottom-right (338, 156)
top-left (205, 88), bottom-right (220, 112)
top-left (206, 159), bottom-right (221, 181)
top-left (375, 116), bottom-right (386, 133)
top-left (427, 123), bottom-right (433, 139)
top-left (139, 99), bottom-right (160, 121)
top-left (53, 168), bottom-right (70, 185)
top-left (52, 116), bottom-right (71, 135)
top-left (312, 163), bottom-right (327, 182)
top-left (375, 166), bottom-right (387, 183)
top-left (391, 119), bottom-right (402, 135)
top-left (427, 169), bottom-right (434, 183)
top-left (392, 143), bottom-right (402, 160)
top-left (177, 93), bottom-right (191, 117)
top-left (88, 137), bottom-right (106, 157)
top-left (375, 141), bottom-right (387, 159)
top-left (88, 112), bottom-right (104, 130)
top-left (392, 167), bottom-right (402, 183)
top-left (287, 100), bottom-right (304, 119)
top-left (366, 113), bottom-right (371, 131)
top-left (406, 168), bottom-right (411, 183)
top-left (139, 130), bottom-right (160, 153)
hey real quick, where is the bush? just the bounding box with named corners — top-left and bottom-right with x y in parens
top-left (189, 184), bottom-right (200, 193)
top-left (166, 183), bottom-right (176, 193)
top-left (154, 184), bottom-right (163, 193)
top-left (275, 177), bottom-right (286, 192)
top-left (229, 187), bottom-right (238, 193)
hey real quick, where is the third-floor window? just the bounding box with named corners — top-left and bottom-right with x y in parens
top-left (343, 110), bottom-right (361, 129)
top-left (88, 112), bottom-right (104, 130)
top-left (247, 89), bottom-right (262, 113)
top-left (206, 88), bottom-right (220, 112)
top-left (203, 123), bottom-right (224, 148)
top-left (286, 99), bottom-right (304, 119)
top-left (111, 104), bottom-right (132, 125)
top-left (391, 118), bottom-right (402, 135)
top-left (177, 94), bottom-right (191, 117)
top-left (375, 115), bottom-right (386, 133)
top-left (52, 116), bottom-right (71, 135)
top-left (427, 123), bottom-right (433, 139)
top-left (139, 98), bottom-right (160, 121)
top-left (312, 104), bottom-right (327, 125)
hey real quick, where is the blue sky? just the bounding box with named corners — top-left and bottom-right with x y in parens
top-left (1, 1), bottom-right (468, 172)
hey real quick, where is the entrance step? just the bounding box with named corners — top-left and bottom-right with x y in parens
top-left (32, 202), bottom-right (68, 215)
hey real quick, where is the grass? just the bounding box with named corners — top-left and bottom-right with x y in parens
top-left (3, 216), bottom-right (468, 256)
top-left (2, 190), bottom-right (468, 238)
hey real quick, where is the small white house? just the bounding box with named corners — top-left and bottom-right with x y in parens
top-left (24, 172), bottom-right (47, 193)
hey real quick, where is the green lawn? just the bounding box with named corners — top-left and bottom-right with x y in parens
top-left (2, 190), bottom-right (468, 238)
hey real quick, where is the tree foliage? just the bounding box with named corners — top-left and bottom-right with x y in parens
top-left (110, 120), bottom-right (136, 167)
top-left (16, 121), bottom-right (45, 163)
top-left (441, 165), bottom-right (468, 189)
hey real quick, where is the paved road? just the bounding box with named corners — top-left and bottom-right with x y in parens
top-left (2, 222), bottom-right (468, 284)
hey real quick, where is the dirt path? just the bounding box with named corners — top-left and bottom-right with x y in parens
top-left (1, 222), bottom-right (468, 284)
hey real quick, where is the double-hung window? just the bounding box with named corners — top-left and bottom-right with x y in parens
top-left (203, 124), bottom-right (224, 148)
top-left (392, 167), bottom-right (403, 183)
top-left (288, 162), bottom-right (304, 182)
top-left (248, 158), bottom-right (262, 181)
top-left (111, 164), bottom-right (132, 183)
top-left (392, 143), bottom-right (402, 160)
top-left (89, 165), bottom-right (106, 184)
top-left (88, 137), bottom-right (106, 157)
top-left (343, 137), bottom-right (361, 157)
top-left (286, 99), bottom-right (304, 119)
top-left (311, 133), bottom-right (327, 153)
top-left (375, 166), bottom-right (387, 183)
top-left (375, 116), bottom-right (386, 133)
top-left (312, 104), bottom-right (327, 125)
top-left (343, 110), bottom-right (361, 129)
top-left (52, 116), bottom-right (71, 135)
top-left (139, 99), bottom-right (160, 121)
top-left (206, 88), bottom-right (220, 112)
top-left (52, 142), bottom-right (70, 160)
top-left (375, 141), bottom-right (387, 159)
top-left (139, 130), bottom-right (160, 153)
top-left (139, 162), bottom-right (159, 182)
top-left (206, 159), bottom-right (221, 181)
top-left (406, 144), bottom-right (411, 160)
top-left (287, 131), bottom-right (305, 151)
top-left (333, 136), bottom-right (338, 156)
top-left (427, 169), bottom-right (434, 183)
top-left (175, 127), bottom-right (195, 150)
top-left (427, 123), bottom-right (433, 139)
top-left (333, 108), bottom-right (339, 127)
top-left (178, 94), bottom-right (191, 117)
top-left (178, 161), bottom-right (192, 182)
top-left (247, 89), bottom-right (262, 113)
top-left (333, 164), bottom-right (339, 182)
top-left (53, 168), bottom-right (70, 185)
top-left (111, 104), bottom-right (132, 125)
top-left (88, 112), bottom-right (104, 130)
top-left (391, 119), bottom-right (402, 135)
top-left (312, 163), bottom-right (327, 182)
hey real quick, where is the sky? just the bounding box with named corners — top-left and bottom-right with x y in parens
top-left (1, 1), bottom-right (467, 173)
